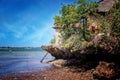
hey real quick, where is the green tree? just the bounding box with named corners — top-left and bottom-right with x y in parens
top-left (54, 0), bottom-right (98, 43)
top-left (54, 16), bottom-right (63, 26)
top-left (110, 0), bottom-right (120, 37)
top-left (54, 4), bottom-right (80, 40)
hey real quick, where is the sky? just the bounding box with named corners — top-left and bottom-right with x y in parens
top-left (0, 0), bottom-right (99, 47)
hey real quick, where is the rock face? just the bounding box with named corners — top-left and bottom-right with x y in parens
top-left (47, 59), bottom-right (67, 67)
top-left (97, 36), bottom-right (120, 55)
top-left (92, 33), bottom-right (105, 45)
top-left (41, 44), bottom-right (98, 59)
top-left (41, 35), bottom-right (120, 79)
top-left (41, 45), bottom-right (66, 59)
top-left (93, 61), bottom-right (117, 79)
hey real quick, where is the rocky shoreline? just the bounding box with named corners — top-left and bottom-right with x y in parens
top-left (1, 58), bottom-right (120, 80)
top-left (41, 34), bottom-right (120, 80)
top-left (0, 67), bottom-right (94, 80)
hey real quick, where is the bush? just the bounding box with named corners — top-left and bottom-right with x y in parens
top-left (81, 40), bottom-right (88, 48)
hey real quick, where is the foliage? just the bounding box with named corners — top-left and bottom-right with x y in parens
top-left (60, 4), bottom-right (80, 24)
top-left (53, 0), bottom-right (120, 53)
top-left (70, 46), bottom-right (78, 53)
top-left (61, 25), bottom-right (83, 40)
top-left (77, 0), bottom-right (98, 17)
top-left (111, 12), bottom-right (120, 37)
top-left (64, 42), bottom-right (72, 48)
top-left (110, 0), bottom-right (120, 37)
top-left (54, 16), bottom-right (63, 26)
top-left (63, 35), bottom-right (82, 52)
top-left (54, 4), bottom-right (79, 26)
top-left (54, 0), bottom-right (98, 41)
top-left (54, 4), bottom-right (80, 40)
top-left (81, 40), bottom-right (89, 48)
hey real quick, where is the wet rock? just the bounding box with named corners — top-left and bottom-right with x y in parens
top-left (47, 59), bottom-right (67, 67)
top-left (92, 33), bottom-right (105, 45)
top-left (41, 45), bottom-right (66, 59)
top-left (93, 61), bottom-right (118, 79)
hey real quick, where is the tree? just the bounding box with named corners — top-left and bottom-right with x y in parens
top-left (53, 0), bottom-right (98, 45)
top-left (54, 4), bottom-right (80, 40)
top-left (110, 0), bottom-right (120, 37)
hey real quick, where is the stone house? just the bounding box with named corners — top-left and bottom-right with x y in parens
top-left (53, 25), bottom-right (61, 47)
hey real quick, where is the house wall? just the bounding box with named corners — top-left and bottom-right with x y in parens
top-left (55, 29), bottom-right (61, 47)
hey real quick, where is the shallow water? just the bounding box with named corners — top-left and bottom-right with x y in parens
top-left (0, 49), bottom-right (54, 75)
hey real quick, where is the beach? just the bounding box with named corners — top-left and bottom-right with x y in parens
top-left (0, 59), bottom-right (98, 80)
top-left (1, 66), bottom-right (95, 80)
top-left (1, 58), bottom-right (120, 80)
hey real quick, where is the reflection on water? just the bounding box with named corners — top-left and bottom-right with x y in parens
top-left (0, 49), bottom-right (54, 75)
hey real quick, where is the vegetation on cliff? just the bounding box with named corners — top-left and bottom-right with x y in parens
top-left (43, 0), bottom-right (120, 79)
top-left (54, 0), bottom-right (98, 41)
top-left (53, 0), bottom-right (120, 54)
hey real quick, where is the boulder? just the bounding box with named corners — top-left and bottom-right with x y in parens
top-left (41, 45), bottom-right (66, 59)
top-left (93, 61), bottom-right (118, 79)
top-left (47, 59), bottom-right (67, 67)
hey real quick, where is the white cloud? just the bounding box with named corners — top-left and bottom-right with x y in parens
top-left (3, 22), bottom-right (28, 38)
top-left (1, 5), bottom-right (56, 46)
top-left (20, 22), bottom-right (55, 46)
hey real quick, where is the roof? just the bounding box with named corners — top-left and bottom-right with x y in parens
top-left (53, 26), bottom-right (61, 29)
top-left (97, 0), bottom-right (115, 12)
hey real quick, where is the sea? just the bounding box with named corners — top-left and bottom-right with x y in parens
top-left (0, 48), bottom-right (54, 76)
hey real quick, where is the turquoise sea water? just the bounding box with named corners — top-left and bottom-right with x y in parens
top-left (0, 48), bottom-right (54, 75)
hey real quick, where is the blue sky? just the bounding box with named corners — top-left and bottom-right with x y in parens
top-left (0, 0), bottom-right (98, 47)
